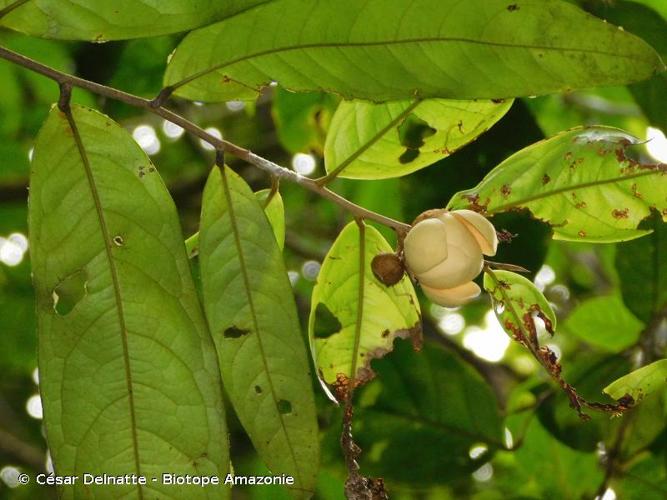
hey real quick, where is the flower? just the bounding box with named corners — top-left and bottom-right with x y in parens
top-left (403, 210), bottom-right (498, 307)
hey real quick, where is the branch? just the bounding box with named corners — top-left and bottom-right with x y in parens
top-left (0, 45), bottom-right (410, 234)
top-left (0, 427), bottom-right (46, 473)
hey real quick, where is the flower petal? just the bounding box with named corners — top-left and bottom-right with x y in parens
top-left (422, 281), bottom-right (481, 307)
top-left (404, 217), bottom-right (448, 275)
top-left (417, 243), bottom-right (483, 289)
top-left (452, 209), bottom-right (498, 256)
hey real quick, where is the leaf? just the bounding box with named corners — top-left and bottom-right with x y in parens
top-left (29, 105), bottom-right (229, 498)
top-left (308, 221), bottom-right (421, 397)
top-left (613, 454), bottom-right (667, 500)
top-left (324, 98), bottom-right (512, 180)
top-left (483, 270), bottom-right (557, 337)
top-left (272, 88), bottom-right (338, 155)
top-left (616, 213), bottom-right (667, 323)
top-left (351, 340), bottom-right (503, 484)
top-left (199, 166), bottom-right (318, 497)
top-left (604, 359), bottom-right (667, 401)
top-left (255, 188), bottom-right (285, 251)
top-left (564, 295), bottom-right (644, 352)
top-left (448, 127), bottom-right (667, 242)
top-left (0, 0), bottom-right (272, 41)
top-left (539, 354), bottom-right (632, 451)
top-left (586, 0), bottom-right (667, 133)
top-left (185, 188), bottom-right (284, 258)
top-left (163, 0), bottom-right (663, 102)
top-left (633, 0), bottom-right (667, 20)
top-left (509, 415), bottom-right (603, 498)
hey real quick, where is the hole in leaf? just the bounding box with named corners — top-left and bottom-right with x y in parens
top-left (397, 113), bottom-right (436, 164)
top-left (224, 326), bottom-right (250, 339)
top-left (277, 399), bottom-right (292, 414)
top-left (313, 303), bottom-right (342, 339)
top-left (52, 269), bottom-right (88, 316)
top-left (398, 149), bottom-right (420, 164)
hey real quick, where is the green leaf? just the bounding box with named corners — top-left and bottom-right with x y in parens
top-left (272, 88), bottom-right (338, 155)
top-left (604, 359), bottom-right (667, 401)
top-left (483, 269), bottom-right (557, 337)
top-left (448, 127), bottom-right (667, 242)
top-left (613, 454), bottom-right (667, 500)
top-left (616, 213), bottom-right (667, 323)
top-left (308, 221), bottom-right (421, 394)
top-left (324, 98), bottom-right (512, 180)
top-left (255, 188), bottom-right (285, 251)
top-left (199, 166), bottom-right (318, 497)
top-left (564, 295), bottom-right (644, 352)
top-left (352, 340), bottom-right (503, 484)
top-left (586, 0), bottom-right (667, 133)
top-left (185, 188), bottom-right (284, 258)
top-left (509, 415), bottom-right (603, 498)
top-left (0, 0), bottom-right (272, 40)
top-left (29, 105), bottom-right (229, 498)
top-left (163, 0), bottom-right (664, 102)
top-left (633, 0), bottom-right (667, 20)
top-left (535, 354), bottom-right (632, 452)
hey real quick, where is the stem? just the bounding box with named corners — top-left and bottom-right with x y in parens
top-left (0, 45), bottom-right (410, 233)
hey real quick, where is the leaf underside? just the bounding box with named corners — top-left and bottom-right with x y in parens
top-left (0, 0), bottom-right (271, 40)
top-left (604, 359), bottom-right (667, 401)
top-left (164, 0), bottom-right (663, 102)
top-left (30, 104), bottom-right (229, 499)
top-left (449, 127), bottom-right (667, 242)
top-left (324, 98), bottom-right (512, 179)
top-left (199, 166), bottom-right (319, 498)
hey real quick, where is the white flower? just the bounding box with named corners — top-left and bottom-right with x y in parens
top-left (404, 210), bottom-right (498, 307)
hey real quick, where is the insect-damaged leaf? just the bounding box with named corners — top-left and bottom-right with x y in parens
top-left (324, 98), bottom-right (512, 180)
top-left (604, 359), bottom-right (667, 402)
top-left (163, 0), bottom-right (663, 102)
top-left (484, 270), bottom-right (634, 418)
top-left (484, 270), bottom-right (557, 338)
top-left (29, 105), bottom-right (229, 499)
top-left (199, 166), bottom-right (319, 497)
top-left (308, 221), bottom-right (421, 399)
top-left (448, 127), bottom-right (667, 242)
top-left (0, 0), bottom-right (272, 41)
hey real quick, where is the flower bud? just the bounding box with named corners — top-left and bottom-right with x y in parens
top-left (371, 252), bottom-right (404, 286)
top-left (403, 210), bottom-right (497, 307)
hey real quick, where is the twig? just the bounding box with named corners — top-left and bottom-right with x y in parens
top-left (0, 428), bottom-right (46, 473)
top-left (0, 45), bottom-right (410, 234)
